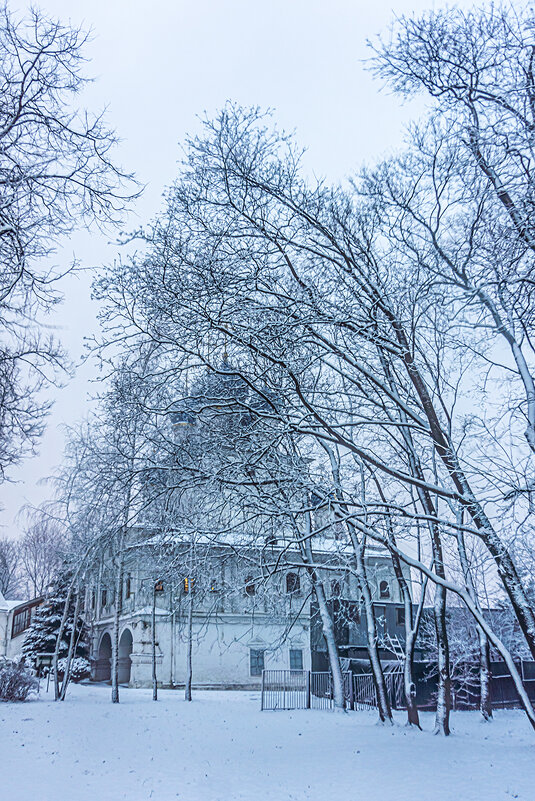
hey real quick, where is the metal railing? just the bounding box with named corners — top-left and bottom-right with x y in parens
top-left (261, 668), bottom-right (405, 712)
top-left (353, 669), bottom-right (404, 710)
top-left (261, 669), bottom-right (353, 711)
top-left (261, 670), bottom-right (310, 711)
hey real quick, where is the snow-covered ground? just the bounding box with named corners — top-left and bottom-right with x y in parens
top-left (1, 684), bottom-right (534, 801)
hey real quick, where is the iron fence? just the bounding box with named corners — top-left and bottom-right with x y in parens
top-left (261, 670), bottom-right (310, 711)
top-left (353, 672), bottom-right (377, 710)
top-left (261, 669), bottom-right (353, 710)
top-left (261, 662), bottom-right (535, 713)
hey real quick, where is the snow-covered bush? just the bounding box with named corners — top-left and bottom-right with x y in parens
top-left (56, 656), bottom-right (90, 683)
top-left (0, 659), bottom-right (39, 702)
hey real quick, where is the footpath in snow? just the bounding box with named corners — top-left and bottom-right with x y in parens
top-left (0, 683), bottom-right (533, 801)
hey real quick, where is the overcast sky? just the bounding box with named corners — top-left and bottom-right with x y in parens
top-left (0, 0), bottom-right (477, 539)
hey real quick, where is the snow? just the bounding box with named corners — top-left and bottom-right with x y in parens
top-left (4, 599), bottom-right (27, 611)
top-left (1, 684), bottom-right (534, 801)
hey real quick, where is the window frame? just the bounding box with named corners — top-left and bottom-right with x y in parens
top-left (289, 648), bottom-right (303, 671)
top-left (11, 606), bottom-right (31, 638)
top-left (250, 648), bottom-right (265, 677)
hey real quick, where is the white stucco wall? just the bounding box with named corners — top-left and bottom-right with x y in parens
top-left (92, 610), bottom-right (310, 689)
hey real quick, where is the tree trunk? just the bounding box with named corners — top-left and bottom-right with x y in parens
top-left (53, 582), bottom-right (75, 701)
top-left (479, 630), bottom-right (493, 721)
top-left (455, 516), bottom-right (493, 722)
top-left (152, 582), bottom-right (158, 701)
top-left (185, 587), bottom-right (193, 702)
top-left (111, 544), bottom-right (124, 704)
top-left (59, 587), bottom-right (81, 701)
top-left (301, 517), bottom-right (346, 712)
top-left (390, 545), bottom-right (422, 728)
top-left (433, 585), bottom-right (451, 735)
top-left (354, 532), bottom-right (393, 724)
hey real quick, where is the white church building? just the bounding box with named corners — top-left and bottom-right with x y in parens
top-left (86, 534), bottom-right (402, 690)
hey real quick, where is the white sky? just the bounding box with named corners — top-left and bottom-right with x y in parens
top-left (0, 0), bottom-right (477, 538)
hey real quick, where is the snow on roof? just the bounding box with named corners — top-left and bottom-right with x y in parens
top-left (127, 530), bottom-right (390, 561)
top-left (0, 597), bottom-right (42, 613)
top-left (5, 599), bottom-right (24, 611)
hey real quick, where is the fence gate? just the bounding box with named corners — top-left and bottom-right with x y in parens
top-left (353, 670), bottom-right (404, 711)
top-left (353, 673), bottom-right (377, 710)
top-left (262, 670), bottom-right (353, 710)
top-left (261, 670), bottom-right (310, 710)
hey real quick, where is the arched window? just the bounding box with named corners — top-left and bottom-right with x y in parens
top-left (286, 572), bottom-right (300, 594)
top-left (124, 575), bottom-right (131, 599)
top-left (331, 579), bottom-right (342, 598)
top-left (245, 577), bottom-right (256, 596)
top-left (379, 580), bottom-right (390, 599)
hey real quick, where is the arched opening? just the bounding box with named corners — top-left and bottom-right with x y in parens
top-left (286, 572), bottom-right (300, 595)
top-left (118, 628), bottom-right (133, 685)
top-left (95, 632), bottom-right (112, 682)
top-left (379, 580), bottom-right (390, 599)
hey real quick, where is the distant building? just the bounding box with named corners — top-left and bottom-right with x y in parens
top-left (0, 590), bottom-right (43, 661)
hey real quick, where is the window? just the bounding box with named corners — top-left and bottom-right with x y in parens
top-left (101, 588), bottom-right (107, 608)
top-left (124, 575), bottom-right (131, 599)
top-left (11, 606), bottom-right (31, 638)
top-left (379, 580), bottom-right (390, 599)
top-left (155, 580), bottom-right (164, 593)
top-left (290, 649), bottom-right (303, 670)
top-left (245, 577), bottom-right (256, 596)
top-left (210, 578), bottom-right (218, 592)
top-left (250, 648), bottom-right (265, 677)
top-left (183, 577), bottom-right (193, 594)
top-left (396, 607), bottom-right (405, 626)
top-left (286, 572), bottom-right (300, 594)
top-left (331, 579), bottom-right (342, 598)
top-left (91, 590), bottom-right (96, 610)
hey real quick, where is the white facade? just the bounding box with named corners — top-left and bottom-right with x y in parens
top-left (87, 537), bottom-right (402, 690)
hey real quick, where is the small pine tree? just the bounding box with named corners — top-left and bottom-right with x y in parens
top-left (22, 570), bottom-right (89, 679)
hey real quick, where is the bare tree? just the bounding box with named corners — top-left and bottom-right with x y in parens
top-left (0, 3), bottom-right (137, 477)
top-left (0, 536), bottom-right (21, 597)
top-left (19, 512), bottom-right (65, 597)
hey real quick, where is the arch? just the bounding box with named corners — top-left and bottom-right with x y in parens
top-left (379, 580), bottom-right (390, 599)
top-left (94, 632), bottom-right (112, 682)
top-left (118, 628), bottom-right (133, 685)
top-left (286, 572), bottom-right (300, 594)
